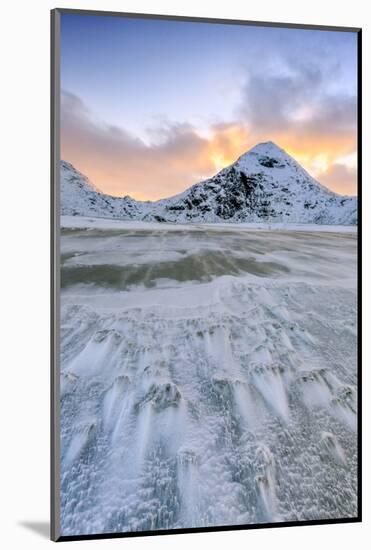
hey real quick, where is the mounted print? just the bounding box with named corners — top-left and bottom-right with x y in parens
top-left (51, 9), bottom-right (361, 541)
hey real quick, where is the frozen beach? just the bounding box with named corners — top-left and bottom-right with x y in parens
top-left (59, 218), bottom-right (358, 536)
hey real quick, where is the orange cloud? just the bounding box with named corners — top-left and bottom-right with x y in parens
top-left (206, 124), bottom-right (250, 171)
top-left (61, 91), bottom-right (357, 200)
top-left (318, 163), bottom-right (357, 196)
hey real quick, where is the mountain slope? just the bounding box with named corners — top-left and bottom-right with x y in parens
top-left (60, 142), bottom-right (357, 225)
top-left (60, 160), bottom-right (143, 219)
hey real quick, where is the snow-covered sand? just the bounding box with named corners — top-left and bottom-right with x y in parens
top-left (60, 220), bottom-right (357, 536)
top-left (61, 214), bottom-right (357, 233)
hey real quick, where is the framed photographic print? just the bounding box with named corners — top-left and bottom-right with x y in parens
top-left (51, 8), bottom-right (361, 541)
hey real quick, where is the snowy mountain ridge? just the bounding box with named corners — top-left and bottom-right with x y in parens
top-left (60, 142), bottom-right (357, 225)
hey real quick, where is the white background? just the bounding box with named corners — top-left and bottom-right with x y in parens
top-left (0, 0), bottom-right (369, 547)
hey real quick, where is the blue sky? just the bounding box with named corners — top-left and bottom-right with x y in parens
top-left (60, 13), bottom-right (358, 200)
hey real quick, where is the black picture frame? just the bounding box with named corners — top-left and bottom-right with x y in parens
top-left (51, 8), bottom-right (362, 542)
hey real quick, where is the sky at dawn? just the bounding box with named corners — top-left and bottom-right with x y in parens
top-left (60, 13), bottom-right (358, 200)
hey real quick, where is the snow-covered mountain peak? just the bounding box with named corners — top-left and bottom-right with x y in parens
top-left (60, 140), bottom-right (357, 225)
top-left (236, 141), bottom-right (299, 173)
top-left (245, 140), bottom-right (285, 157)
